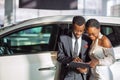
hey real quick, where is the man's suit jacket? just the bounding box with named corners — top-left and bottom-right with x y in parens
top-left (57, 32), bottom-right (91, 80)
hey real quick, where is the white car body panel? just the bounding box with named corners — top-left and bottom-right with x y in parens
top-left (113, 46), bottom-right (120, 60)
top-left (0, 52), bottom-right (56, 80)
top-left (110, 62), bottom-right (120, 80)
top-left (110, 46), bottom-right (120, 80)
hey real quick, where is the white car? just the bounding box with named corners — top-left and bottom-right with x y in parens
top-left (0, 15), bottom-right (120, 80)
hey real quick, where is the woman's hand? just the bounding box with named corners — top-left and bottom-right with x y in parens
top-left (89, 58), bottom-right (99, 68)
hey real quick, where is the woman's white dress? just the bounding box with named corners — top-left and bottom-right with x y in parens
top-left (89, 33), bottom-right (115, 80)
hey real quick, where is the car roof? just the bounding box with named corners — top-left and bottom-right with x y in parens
top-left (0, 15), bottom-right (120, 35)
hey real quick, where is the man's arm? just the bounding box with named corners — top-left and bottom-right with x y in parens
top-left (57, 36), bottom-right (73, 64)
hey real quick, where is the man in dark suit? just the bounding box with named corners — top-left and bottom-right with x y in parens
top-left (57, 16), bottom-right (91, 80)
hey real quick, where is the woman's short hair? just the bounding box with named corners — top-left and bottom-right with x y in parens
top-left (86, 19), bottom-right (100, 29)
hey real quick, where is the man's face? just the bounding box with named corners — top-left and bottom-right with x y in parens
top-left (73, 23), bottom-right (85, 39)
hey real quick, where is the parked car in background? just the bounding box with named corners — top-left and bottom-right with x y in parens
top-left (0, 15), bottom-right (120, 80)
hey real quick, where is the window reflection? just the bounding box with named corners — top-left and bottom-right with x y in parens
top-left (9, 26), bottom-right (52, 46)
top-left (0, 25), bottom-right (53, 54)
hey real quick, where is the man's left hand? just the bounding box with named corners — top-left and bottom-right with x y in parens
top-left (77, 67), bottom-right (88, 74)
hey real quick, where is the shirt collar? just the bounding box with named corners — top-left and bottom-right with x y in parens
top-left (72, 32), bottom-right (82, 40)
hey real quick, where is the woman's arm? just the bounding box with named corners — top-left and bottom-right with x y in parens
top-left (98, 36), bottom-right (115, 66)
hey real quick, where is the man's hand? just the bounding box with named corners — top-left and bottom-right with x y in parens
top-left (77, 67), bottom-right (88, 74)
top-left (73, 57), bottom-right (83, 62)
top-left (72, 57), bottom-right (88, 73)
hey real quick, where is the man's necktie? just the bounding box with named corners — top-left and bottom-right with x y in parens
top-left (74, 39), bottom-right (78, 57)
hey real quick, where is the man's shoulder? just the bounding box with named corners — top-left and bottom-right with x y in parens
top-left (60, 32), bottom-right (72, 38)
top-left (59, 34), bottom-right (70, 40)
top-left (82, 34), bottom-right (90, 39)
top-left (82, 34), bottom-right (92, 44)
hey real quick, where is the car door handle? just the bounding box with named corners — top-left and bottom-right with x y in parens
top-left (116, 59), bottom-right (120, 62)
top-left (38, 66), bottom-right (56, 71)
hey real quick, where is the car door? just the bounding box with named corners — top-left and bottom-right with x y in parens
top-left (0, 24), bottom-right (59, 80)
top-left (101, 24), bottom-right (120, 80)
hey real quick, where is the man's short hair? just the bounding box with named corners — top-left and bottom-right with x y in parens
top-left (72, 16), bottom-right (85, 26)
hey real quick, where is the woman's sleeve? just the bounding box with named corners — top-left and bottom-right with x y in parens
top-left (98, 48), bottom-right (115, 66)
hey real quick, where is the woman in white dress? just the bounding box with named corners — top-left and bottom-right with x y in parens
top-left (85, 19), bottom-right (115, 80)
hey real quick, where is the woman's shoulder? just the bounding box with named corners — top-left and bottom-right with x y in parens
top-left (101, 35), bottom-right (112, 48)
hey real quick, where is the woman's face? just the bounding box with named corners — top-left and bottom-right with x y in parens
top-left (87, 27), bottom-right (100, 41)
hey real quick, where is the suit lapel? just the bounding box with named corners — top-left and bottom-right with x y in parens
top-left (67, 32), bottom-right (73, 57)
top-left (79, 36), bottom-right (86, 59)
top-left (79, 39), bottom-right (83, 58)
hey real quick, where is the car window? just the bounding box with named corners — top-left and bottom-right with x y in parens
top-left (101, 26), bottom-right (113, 35)
top-left (0, 25), bottom-right (55, 56)
top-left (54, 23), bottom-right (72, 50)
top-left (101, 25), bottom-right (120, 47)
top-left (10, 27), bottom-right (51, 46)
